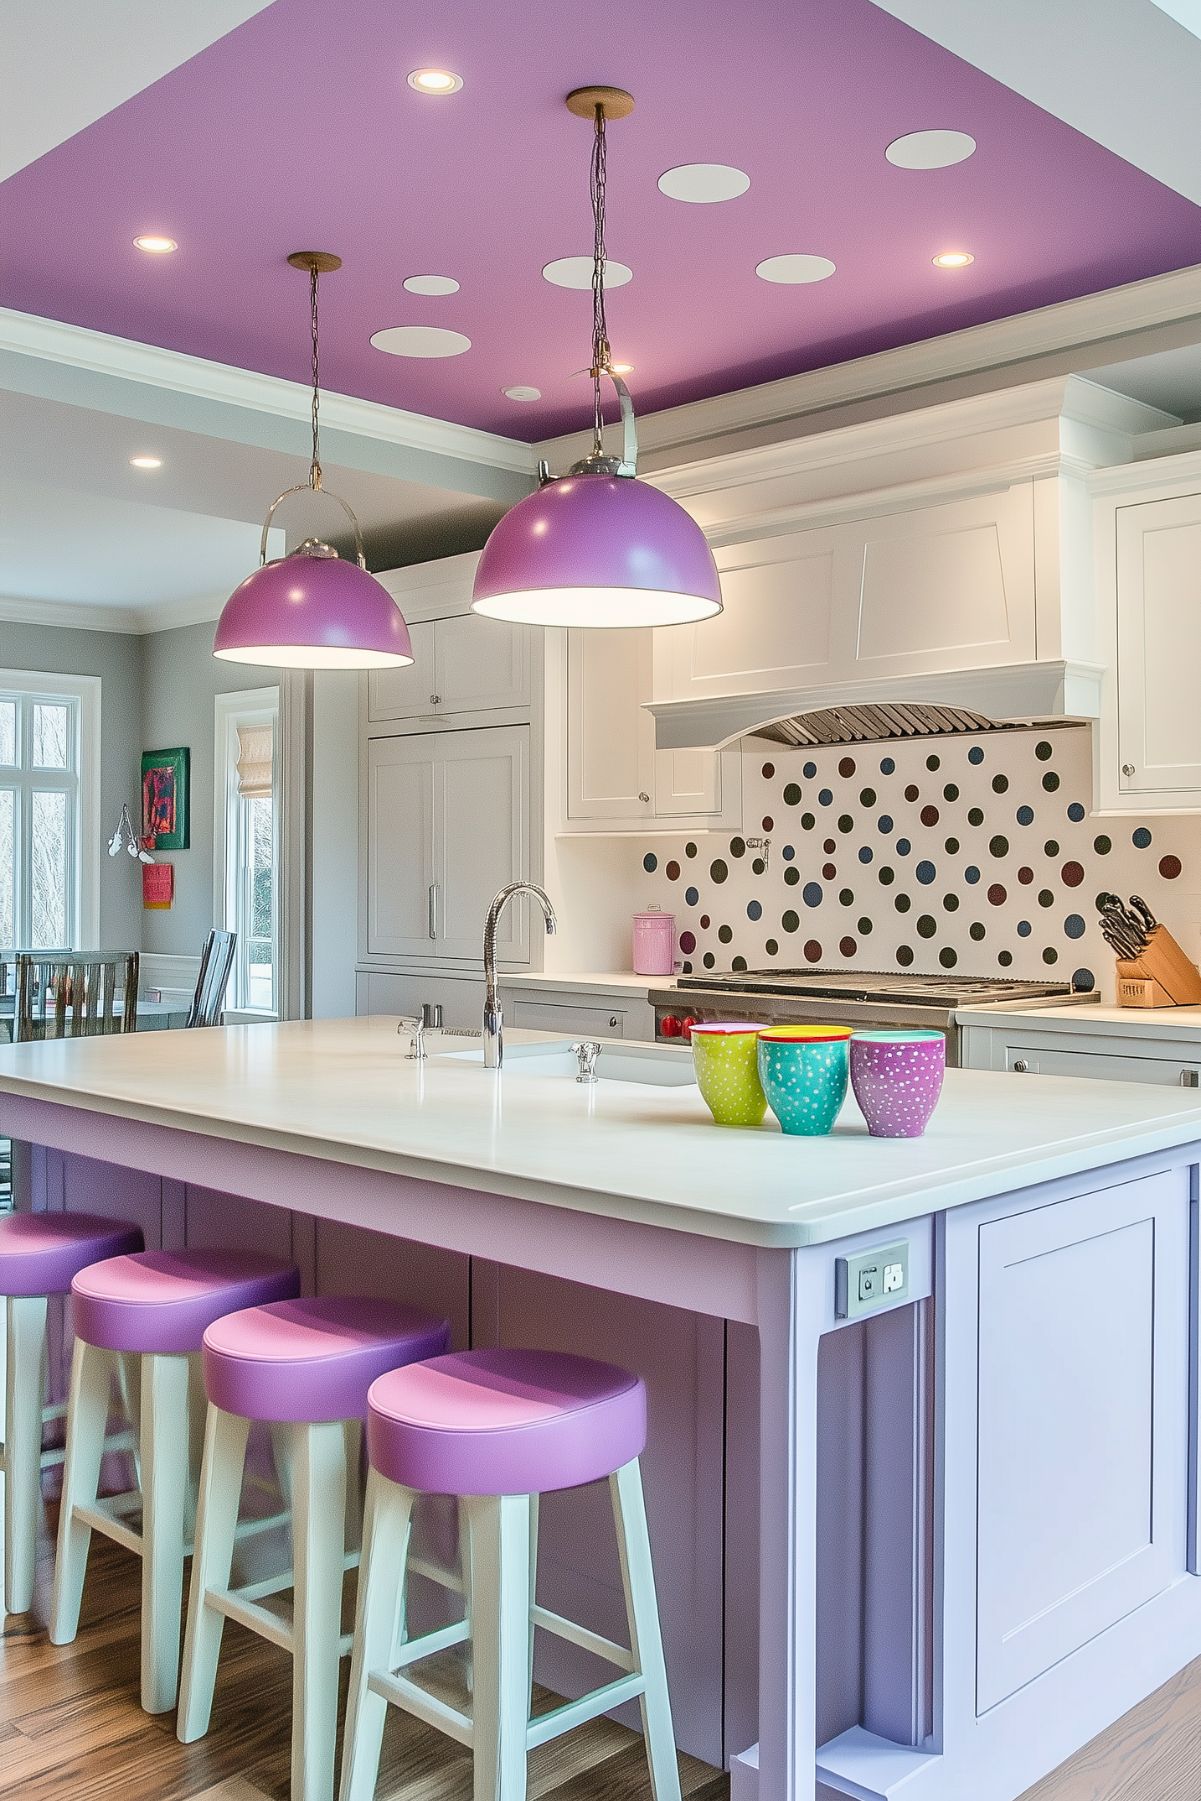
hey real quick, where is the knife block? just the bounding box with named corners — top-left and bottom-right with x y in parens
top-left (1115, 924), bottom-right (1201, 1007)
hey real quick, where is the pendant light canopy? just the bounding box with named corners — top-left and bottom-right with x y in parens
top-left (214, 252), bottom-right (413, 669)
top-left (472, 88), bottom-right (721, 630)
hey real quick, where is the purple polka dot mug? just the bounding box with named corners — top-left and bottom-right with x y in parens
top-left (850, 1029), bottom-right (946, 1138)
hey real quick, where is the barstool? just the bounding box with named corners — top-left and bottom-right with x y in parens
top-left (178, 1295), bottom-right (450, 1801)
top-left (0, 1210), bottom-right (144, 1613)
top-left (51, 1246), bottom-right (299, 1712)
top-left (340, 1347), bottom-right (681, 1801)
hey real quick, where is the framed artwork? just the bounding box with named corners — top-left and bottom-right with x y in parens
top-left (141, 746), bottom-right (190, 850)
top-left (142, 861), bottom-right (174, 910)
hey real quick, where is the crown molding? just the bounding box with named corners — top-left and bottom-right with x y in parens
top-left (537, 264), bottom-right (1201, 473)
top-left (0, 594), bottom-right (142, 634)
top-left (0, 308), bottom-right (538, 478)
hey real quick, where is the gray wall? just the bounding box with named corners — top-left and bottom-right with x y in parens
top-left (138, 621), bottom-right (278, 959)
top-left (0, 619), bottom-right (143, 947)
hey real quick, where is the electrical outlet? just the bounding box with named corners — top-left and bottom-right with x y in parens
top-left (835, 1241), bottom-right (910, 1319)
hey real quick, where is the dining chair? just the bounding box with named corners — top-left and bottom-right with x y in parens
top-left (15, 952), bottom-right (140, 1043)
top-left (186, 931), bottom-right (237, 1028)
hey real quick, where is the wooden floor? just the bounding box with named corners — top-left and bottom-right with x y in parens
top-left (2, 1530), bottom-right (1200, 1799)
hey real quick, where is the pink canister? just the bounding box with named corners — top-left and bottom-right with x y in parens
top-left (632, 906), bottom-right (676, 976)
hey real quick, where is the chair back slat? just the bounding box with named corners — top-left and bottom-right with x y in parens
top-left (15, 952), bottom-right (140, 1043)
top-left (187, 931), bottom-right (237, 1028)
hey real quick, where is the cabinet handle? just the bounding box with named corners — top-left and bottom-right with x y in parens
top-left (609, 1015), bottom-right (619, 1028)
top-left (430, 693), bottom-right (441, 707)
top-left (428, 883), bottom-right (438, 940)
top-left (1121, 763), bottom-right (1135, 778)
top-left (1181, 1069), bottom-right (1199, 1088)
top-left (638, 791), bottom-right (650, 804)
top-left (1012, 1058), bottom-right (1029, 1073)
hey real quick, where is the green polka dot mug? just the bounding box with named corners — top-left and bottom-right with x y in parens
top-left (690, 1022), bottom-right (768, 1127)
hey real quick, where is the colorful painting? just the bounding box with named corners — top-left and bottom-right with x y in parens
top-left (141, 746), bottom-right (190, 850)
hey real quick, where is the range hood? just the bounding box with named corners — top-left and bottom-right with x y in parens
top-left (649, 660), bottom-right (1104, 752)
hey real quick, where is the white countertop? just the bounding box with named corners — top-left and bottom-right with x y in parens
top-left (508, 971), bottom-right (674, 998)
top-left (957, 1001), bottom-right (1201, 1042)
top-left (1, 1017), bottom-right (1200, 1249)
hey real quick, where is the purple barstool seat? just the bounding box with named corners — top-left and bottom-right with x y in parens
top-left (366, 1346), bottom-right (647, 1496)
top-left (178, 1294), bottom-right (450, 1801)
top-left (52, 1246), bottom-right (300, 1717)
top-left (341, 1348), bottom-right (680, 1801)
top-left (0, 1210), bottom-right (144, 1617)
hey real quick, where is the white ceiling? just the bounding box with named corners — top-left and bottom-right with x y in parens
top-left (0, 0), bottom-right (276, 181)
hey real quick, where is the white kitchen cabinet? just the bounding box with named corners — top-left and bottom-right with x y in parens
top-left (1113, 490), bottom-right (1201, 798)
top-left (355, 968), bottom-right (483, 1028)
top-left (508, 999), bottom-right (628, 1037)
top-left (565, 628), bottom-right (740, 831)
top-left (960, 1015), bottom-right (1201, 1087)
top-left (365, 726), bottom-right (529, 963)
top-left (368, 611), bottom-right (530, 723)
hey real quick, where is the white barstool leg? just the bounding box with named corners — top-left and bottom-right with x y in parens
top-left (342, 1417), bottom-right (363, 1555)
top-left (140, 1351), bottom-right (191, 1714)
top-left (527, 1492), bottom-right (540, 1703)
top-left (4, 1294), bottom-right (48, 1613)
top-left (292, 1419), bottom-right (348, 1801)
top-left (339, 1469), bottom-right (414, 1801)
top-left (466, 1491), bottom-right (531, 1801)
top-left (50, 1337), bottom-right (113, 1643)
top-left (177, 1404), bottom-right (251, 1743)
top-left (115, 1351), bottom-right (143, 1490)
top-left (610, 1459), bottom-right (682, 1801)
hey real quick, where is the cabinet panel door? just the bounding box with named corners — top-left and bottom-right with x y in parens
top-left (567, 628), bottom-right (655, 820)
top-left (975, 1169), bottom-right (1189, 1713)
top-left (655, 527), bottom-right (838, 700)
top-left (852, 485), bottom-right (1035, 673)
top-left (1116, 493), bottom-right (1201, 793)
top-left (367, 621), bottom-right (437, 721)
top-left (435, 612), bottom-right (531, 714)
top-left (654, 745), bottom-right (721, 817)
top-left (366, 736), bottom-right (436, 956)
top-left (434, 725), bottom-right (530, 961)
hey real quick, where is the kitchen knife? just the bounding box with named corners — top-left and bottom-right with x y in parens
top-left (1130, 894), bottom-right (1158, 936)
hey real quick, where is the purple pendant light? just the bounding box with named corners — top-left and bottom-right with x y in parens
top-left (472, 87), bottom-right (721, 630)
top-left (214, 252), bottom-right (413, 669)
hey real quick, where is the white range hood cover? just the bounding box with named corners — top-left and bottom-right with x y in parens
top-left (649, 660), bottom-right (1104, 751)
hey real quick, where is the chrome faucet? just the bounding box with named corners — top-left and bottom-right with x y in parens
top-left (483, 882), bottom-right (557, 1069)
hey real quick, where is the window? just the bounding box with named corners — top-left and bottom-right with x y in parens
top-left (215, 688), bottom-right (279, 1016)
top-left (0, 675), bottom-right (99, 950)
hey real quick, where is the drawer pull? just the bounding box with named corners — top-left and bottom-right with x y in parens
top-left (1012, 1058), bottom-right (1029, 1073)
top-left (638, 791), bottom-right (650, 804)
top-left (1181, 1069), bottom-right (1199, 1088)
top-left (609, 1015), bottom-right (619, 1028)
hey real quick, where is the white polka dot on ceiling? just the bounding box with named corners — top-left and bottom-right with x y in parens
top-left (370, 326), bottom-right (472, 358)
top-left (658, 163), bottom-right (750, 203)
top-left (885, 129), bottom-right (976, 169)
top-left (503, 386), bottom-right (541, 402)
top-left (542, 256), bottom-right (632, 289)
top-left (402, 274), bottom-right (460, 296)
top-left (755, 254), bottom-right (836, 284)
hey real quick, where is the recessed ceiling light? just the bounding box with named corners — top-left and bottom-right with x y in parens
top-left (503, 386), bottom-right (542, 402)
top-left (129, 454), bottom-right (163, 469)
top-left (370, 325), bottom-right (472, 357)
top-left (403, 274), bottom-right (460, 296)
top-left (133, 234), bottom-right (177, 255)
top-left (543, 255), bottom-right (632, 290)
top-left (755, 254), bottom-right (836, 285)
top-left (658, 163), bottom-right (750, 204)
top-left (932, 250), bottom-right (974, 268)
top-left (886, 129), bottom-right (976, 170)
top-left (407, 68), bottom-right (463, 94)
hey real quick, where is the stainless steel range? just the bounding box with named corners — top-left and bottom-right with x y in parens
top-left (650, 969), bottom-right (1096, 1064)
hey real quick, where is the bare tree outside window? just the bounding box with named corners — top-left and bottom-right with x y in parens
top-left (0, 688), bottom-right (80, 950)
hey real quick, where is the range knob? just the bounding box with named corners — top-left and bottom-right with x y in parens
top-left (681, 1016), bottom-right (698, 1039)
top-left (659, 1014), bottom-right (683, 1038)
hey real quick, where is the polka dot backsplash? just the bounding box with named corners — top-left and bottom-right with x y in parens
top-left (639, 728), bottom-right (1201, 999)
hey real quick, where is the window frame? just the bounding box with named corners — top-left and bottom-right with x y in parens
top-left (0, 670), bottom-right (100, 950)
top-left (213, 686), bottom-right (280, 1021)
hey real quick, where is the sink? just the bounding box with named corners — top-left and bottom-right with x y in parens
top-left (442, 1041), bottom-right (696, 1087)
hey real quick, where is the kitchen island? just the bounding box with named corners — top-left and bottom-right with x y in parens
top-left (2, 1016), bottom-right (1201, 1801)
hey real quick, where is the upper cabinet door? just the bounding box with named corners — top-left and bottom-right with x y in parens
top-left (654, 526), bottom-right (840, 702)
top-left (434, 725), bottom-right (530, 962)
top-left (365, 736), bottom-right (437, 957)
top-left (367, 620), bottom-right (438, 722)
top-left (850, 485), bottom-right (1036, 676)
top-left (1115, 492), bottom-right (1201, 794)
top-left (434, 612), bottom-right (531, 715)
top-left (567, 628), bottom-right (656, 821)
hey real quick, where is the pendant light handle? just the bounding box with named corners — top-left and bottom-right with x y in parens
top-left (259, 483), bottom-right (368, 568)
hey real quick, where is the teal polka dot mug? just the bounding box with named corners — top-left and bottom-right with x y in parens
top-left (757, 1025), bottom-right (854, 1137)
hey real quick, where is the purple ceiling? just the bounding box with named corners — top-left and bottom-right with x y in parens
top-left (3, 0), bottom-right (1201, 443)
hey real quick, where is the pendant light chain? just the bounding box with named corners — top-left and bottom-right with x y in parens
top-left (590, 101), bottom-right (612, 455)
top-left (308, 262), bottom-right (323, 492)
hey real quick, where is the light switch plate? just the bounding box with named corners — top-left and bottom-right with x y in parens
top-left (835, 1241), bottom-right (910, 1320)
